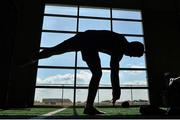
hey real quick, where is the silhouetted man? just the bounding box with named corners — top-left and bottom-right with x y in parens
top-left (23, 30), bottom-right (144, 114)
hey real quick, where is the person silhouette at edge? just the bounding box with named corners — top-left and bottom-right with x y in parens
top-left (21, 30), bottom-right (144, 114)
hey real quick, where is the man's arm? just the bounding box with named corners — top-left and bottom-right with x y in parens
top-left (110, 55), bottom-right (122, 106)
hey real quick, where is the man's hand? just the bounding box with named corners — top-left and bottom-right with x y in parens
top-left (112, 87), bottom-right (121, 106)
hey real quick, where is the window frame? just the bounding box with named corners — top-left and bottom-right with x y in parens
top-left (34, 3), bottom-right (149, 107)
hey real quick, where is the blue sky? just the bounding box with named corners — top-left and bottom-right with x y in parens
top-left (34, 5), bottom-right (148, 102)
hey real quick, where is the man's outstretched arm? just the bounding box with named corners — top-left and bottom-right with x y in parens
top-left (110, 55), bottom-right (122, 106)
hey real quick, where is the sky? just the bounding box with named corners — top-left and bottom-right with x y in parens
top-left (34, 4), bottom-right (149, 103)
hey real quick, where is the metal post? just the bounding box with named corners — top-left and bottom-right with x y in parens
top-left (130, 85), bottom-right (133, 101)
top-left (62, 84), bottom-right (64, 106)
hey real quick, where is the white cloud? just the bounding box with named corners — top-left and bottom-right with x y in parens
top-left (102, 70), bottom-right (111, 73)
top-left (37, 73), bottom-right (74, 84)
top-left (130, 65), bottom-right (144, 68)
top-left (122, 80), bottom-right (147, 86)
top-left (77, 70), bottom-right (91, 82)
top-left (120, 64), bottom-right (145, 75)
top-left (36, 70), bottom-right (92, 84)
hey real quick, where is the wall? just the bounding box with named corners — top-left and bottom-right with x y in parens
top-left (1, 0), bottom-right (180, 108)
top-left (142, 0), bottom-right (180, 106)
top-left (0, 0), bottom-right (44, 108)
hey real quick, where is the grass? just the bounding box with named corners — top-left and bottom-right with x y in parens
top-left (0, 106), bottom-right (141, 119)
top-left (53, 107), bottom-right (140, 118)
top-left (0, 106), bottom-right (178, 119)
top-left (54, 107), bottom-right (140, 116)
top-left (0, 108), bottom-right (58, 117)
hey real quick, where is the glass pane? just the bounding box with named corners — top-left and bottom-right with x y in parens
top-left (132, 89), bottom-right (149, 105)
top-left (43, 16), bottom-right (77, 31)
top-left (125, 36), bottom-right (144, 43)
top-left (99, 53), bottom-right (110, 67)
top-left (100, 70), bottom-right (111, 86)
top-left (76, 69), bottom-right (111, 87)
top-left (36, 69), bottom-right (75, 86)
top-left (79, 18), bottom-right (110, 32)
top-left (76, 70), bottom-right (91, 86)
top-left (113, 20), bottom-right (143, 35)
top-left (120, 54), bottom-right (146, 68)
top-left (40, 32), bottom-right (75, 47)
top-left (98, 89), bottom-right (112, 106)
top-left (125, 36), bottom-right (146, 51)
top-left (34, 88), bottom-right (62, 106)
top-left (79, 7), bottom-right (110, 18)
top-left (38, 52), bottom-right (75, 67)
top-left (76, 70), bottom-right (148, 87)
top-left (76, 89), bottom-right (99, 106)
top-left (77, 52), bottom-right (110, 67)
top-left (45, 4), bottom-right (77, 15)
top-left (99, 89), bottom-right (131, 102)
top-left (34, 88), bottom-right (74, 106)
top-left (120, 70), bottom-right (148, 87)
top-left (76, 89), bottom-right (88, 106)
top-left (91, 89), bottom-right (149, 106)
top-left (77, 52), bottom-right (88, 67)
top-left (63, 89), bottom-right (74, 106)
top-left (112, 9), bottom-right (142, 20)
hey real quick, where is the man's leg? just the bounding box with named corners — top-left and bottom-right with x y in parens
top-left (82, 51), bottom-right (104, 114)
top-left (38, 35), bottom-right (79, 60)
top-left (20, 35), bottom-right (79, 67)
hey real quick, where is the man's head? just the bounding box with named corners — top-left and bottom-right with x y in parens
top-left (125, 41), bottom-right (144, 57)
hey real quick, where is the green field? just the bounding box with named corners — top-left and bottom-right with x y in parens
top-left (54, 107), bottom-right (140, 116)
top-left (0, 106), bottom-right (176, 119)
top-left (0, 108), bottom-right (58, 118)
top-left (1, 106), bottom-right (170, 119)
top-left (0, 107), bottom-right (140, 118)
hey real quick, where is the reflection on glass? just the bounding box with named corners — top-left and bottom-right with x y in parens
top-left (120, 54), bottom-right (146, 68)
top-left (112, 9), bottom-right (142, 20)
top-left (38, 52), bottom-right (75, 67)
top-left (79, 7), bottom-right (110, 18)
top-left (40, 32), bottom-right (75, 47)
top-left (119, 70), bottom-right (147, 87)
top-left (36, 68), bottom-right (74, 85)
top-left (113, 20), bottom-right (143, 35)
top-left (79, 18), bottom-right (110, 32)
top-left (45, 4), bottom-right (77, 15)
top-left (43, 16), bottom-right (77, 31)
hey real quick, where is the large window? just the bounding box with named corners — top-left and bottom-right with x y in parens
top-left (34, 4), bottom-right (149, 107)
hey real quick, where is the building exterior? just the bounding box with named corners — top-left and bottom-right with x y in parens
top-left (42, 98), bottom-right (73, 106)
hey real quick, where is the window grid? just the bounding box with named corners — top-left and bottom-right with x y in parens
top-left (35, 4), bottom-right (149, 106)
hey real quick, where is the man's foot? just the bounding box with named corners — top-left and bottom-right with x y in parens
top-left (83, 107), bottom-right (105, 115)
